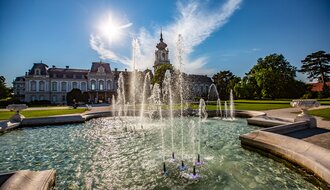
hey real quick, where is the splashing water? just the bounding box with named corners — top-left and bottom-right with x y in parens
top-left (139, 72), bottom-right (151, 129)
top-left (112, 95), bottom-right (116, 119)
top-left (224, 101), bottom-right (228, 119)
top-left (230, 89), bottom-right (235, 120)
top-left (217, 98), bottom-right (222, 118)
top-left (163, 70), bottom-right (175, 161)
top-left (176, 34), bottom-right (185, 162)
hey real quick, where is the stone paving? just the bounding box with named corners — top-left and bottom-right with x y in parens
top-left (264, 106), bottom-right (330, 150)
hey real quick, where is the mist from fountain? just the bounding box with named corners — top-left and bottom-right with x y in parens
top-left (112, 95), bottom-right (116, 118)
top-left (217, 98), bottom-right (222, 118)
top-left (139, 72), bottom-right (151, 129)
top-left (208, 84), bottom-right (222, 118)
top-left (230, 89), bottom-right (235, 120)
top-left (197, 98), bottom-right (207, 166)
top-left (131, 39), bottom-right (140, 117)
top-left (152, 85), bottom-right (163, 153)
top-left (163, 70), bottom-right (175, 161)
top-left (189, 120), bottom-right (199, 179)
top-left (176, 34), bottom-right (187, 170)
top-left (224, 101), bottom-right (228, 119)
top-left (117, 73), bottom-right (126, 118)
top-left (152, 83), bottom-right (167, 175)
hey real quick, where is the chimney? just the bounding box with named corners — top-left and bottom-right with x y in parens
top-left (52, 65), bottom-right (56, 68)
top-left (125, 68), bottom-right (127, 72)
top-left (115, 68), bottom-right (118, 72)
top-left (25, 72), bottom-right (28, 76)
top-left (66, 66), bottom-right (69, 69)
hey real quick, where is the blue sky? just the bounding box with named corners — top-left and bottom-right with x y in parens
top-left (1, 0), bottom-right (329, 86)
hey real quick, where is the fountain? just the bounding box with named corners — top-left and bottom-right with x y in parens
top-left (196, 99), bottom-right (207, 166)
top-left (139, 72), bottom-right (151, 129)
top-left (0, 36), bottom-right (325, 189)
top-left (131, 38), bottom-right (140, 117)
top-left (208, 84), bottom-right (222, 118)
top-left (112, 95), bottom-right (116, 118)
top-left (229, 89), bottom-right (235, 120)
top-left (217, 98), bottom-right (222, 118)
top-left (176, 34), bottom-right (187, 170)
top-left (189, 120), bottom-right (200, 180)
top-left (224, 101), bottom-right (228, 119)
top-left (6, 104), bottom-right (28, 122)
top-left (163, 70), bottom-right (175, 162)
top-left (291, 99), bottom-right (320, 127)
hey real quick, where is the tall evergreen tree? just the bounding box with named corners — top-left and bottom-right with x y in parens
top-left (300, 50), bottom-right (330, 91)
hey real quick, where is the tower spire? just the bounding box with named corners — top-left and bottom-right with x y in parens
top-left (160, 28), bottom-right (163, 42)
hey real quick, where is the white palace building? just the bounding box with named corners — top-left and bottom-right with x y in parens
top-left (13, 32), bottom-right (212, 104)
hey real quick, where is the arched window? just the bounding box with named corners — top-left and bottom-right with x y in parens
top-left (61, 82), bottom-right (67, 92)
top-left (81, 82), bottom-right (87, 91)
top-left (99, 80), bottom-right (104, 90)
top-left (107, 80), bottom-right (111, 90)
top-left (52, 82), bottom-right (57, 92)
top-left (91, 80), bottom-right (96, 90)
top-left (72, 82), bottom-right (78, 89)
top-left (39, 81), bottom-right (45, 91)
top-left (31, 81), bottom-right (36, 91)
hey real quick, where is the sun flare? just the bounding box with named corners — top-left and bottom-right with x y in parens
top-left (98, 14), bottom-right (132, 43)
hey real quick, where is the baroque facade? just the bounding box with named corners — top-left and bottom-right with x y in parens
top-left (14, 62), bottom-right (120, 104)
top-left (13, 32), bottom-right (212, 104)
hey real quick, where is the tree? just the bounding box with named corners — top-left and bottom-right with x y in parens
top-left (212, 70), bottom-right (240, 99)
top-left (0, 76), bottom-right (11, 99)
top-left (237, 54), bottom-right (305, 99)
top-left (152, 64), bottom-right (173, 86)
top-left (300, 50), bottom-right (330, 97)
top-left (66, 89), bottom-right (87, 105)
top-left (234, 76), bottom-right (261, 99)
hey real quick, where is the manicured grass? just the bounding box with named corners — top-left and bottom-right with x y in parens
top-left (308, 108), bottom-right (330, 121)
top-left (0, 108), bottom-right (87, 121)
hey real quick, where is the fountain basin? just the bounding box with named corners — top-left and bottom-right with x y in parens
top-left (0, 117), bottom-right (324, 189)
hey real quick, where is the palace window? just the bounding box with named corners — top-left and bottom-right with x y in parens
top-left (34, 68), bottom-right (41, 75)
top-left (61, 82), bottom-right (67, 92)
top-left (31, 81), bottom-right (36, 91)
top-left (91, 80), bottom-right (96, 90)
top-left (107, 80), bottom-right (111, 90)
top-left (99, 80), bottom-right (104, 90)
top-left (39, 81), bottom-right (45, 91)
top-left (72, 82), bottom-right (78, 89)
top-left (52, 82), bottom-right (57, 92)
top-left (81, 82), bottom-right (87, 91)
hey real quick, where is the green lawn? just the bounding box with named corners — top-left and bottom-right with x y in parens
top-left (308, 108), bottom-right (330, 121)
top-left (0, 108), bottom-right (87, 121)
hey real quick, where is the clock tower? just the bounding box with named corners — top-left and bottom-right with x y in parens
top-left (154, 31), bottom-right (171, 72)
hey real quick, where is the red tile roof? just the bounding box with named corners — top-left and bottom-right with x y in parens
top-left (309, 82), bottom-right (330, 92)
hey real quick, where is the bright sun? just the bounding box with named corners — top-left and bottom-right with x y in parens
top-left (98, 14), bottom-right (132, 43)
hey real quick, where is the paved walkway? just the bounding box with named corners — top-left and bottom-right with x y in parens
top-left (264, 106), bottom-right (330, 129)
top-left (264, 106), bottom-right (330, 150)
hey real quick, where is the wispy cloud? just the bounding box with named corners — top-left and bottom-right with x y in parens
top-left (90, 0), bottom-right (242, 74)
top-left (90, 34), bottom-right (131, 65)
